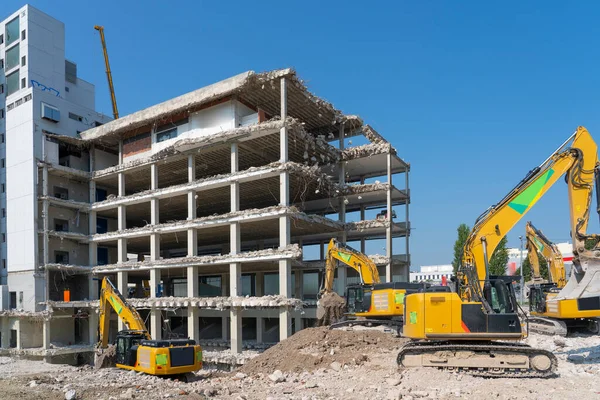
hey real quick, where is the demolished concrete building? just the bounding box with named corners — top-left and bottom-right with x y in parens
top-left (2, 64), bottom-right (411, 364)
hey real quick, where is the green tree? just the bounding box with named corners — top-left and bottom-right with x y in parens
top-left (452, 224), bottom-right (471, 274)
top-left (515, 256), bottom-right (549, 282)
top-left (488, 236), bottom-right (509, 276)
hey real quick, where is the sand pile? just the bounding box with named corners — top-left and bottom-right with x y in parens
top-left (237, 326), bottom-right (407, 374)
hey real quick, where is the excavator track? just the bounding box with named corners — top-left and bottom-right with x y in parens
top-left (397, 341), bottom-right (557, 378)
top-left (528, 317), bottom-right (569, 336)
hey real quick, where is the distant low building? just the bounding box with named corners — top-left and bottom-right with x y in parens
top-left (410, 264), bottom-right (453, 284)
top-left (506, 242), bottom-right (573, 276)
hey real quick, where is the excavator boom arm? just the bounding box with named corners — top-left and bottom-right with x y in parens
top-left (525, 221), bottom-right (567, 287)
top-left (322, 238), bottom-right (381, 293)
top-left (98, 277), bottom-right (150, 347)
top-left (462, 127), bottom-right (597, 296)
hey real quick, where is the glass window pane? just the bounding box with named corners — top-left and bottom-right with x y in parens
top-left (156, 128), bottom-right (178, 143)
top-left (6, 70), bottom-right (19, 96)
top-left (303, 272), bottom-right (319, 298)
top-left (264, 273), bottom-right (279, 295)
top-left (5, 45), bottom-right (19, 70)
top-left (5, 18), bottom-right (19, 46)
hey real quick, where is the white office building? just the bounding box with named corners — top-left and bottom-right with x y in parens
top-left (0, 4), bottom-right (110, 351)
top-left (410, 264), bottom-right (453, 284)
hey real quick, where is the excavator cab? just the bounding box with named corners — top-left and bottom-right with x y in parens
top-left (116, 330), bottom-right (147, 367)
top-left (345, 285), bottom-right (368, 314)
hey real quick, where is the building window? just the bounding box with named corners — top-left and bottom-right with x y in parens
top-left (0, 34), bottom-right (3, 45)
top-left (21, 55), bottom-right (25, 67)
top-left (1, 259), bottom-right (5, 269)
top-left (97, 217), bottom-right (108, 234)
top-left (0, 109), bottom-right (4, 119)
top-left (97, 247), bottom-right (108, 265)
top-left (0, 59), bottom-right (3, 69)
top-left (1, 159), bottom-right (4, 168)
top-left (21, 77), bottom-right (25, 89)
top-left (0, 84), bottom-right (3, 94)
top-left (55, 251), bottom-right (69, 264)
top-left (1, 184), bottom-right (4, 193)
top-left (96, 188), bottom-right (107, 202)
top-left (2, 234), bottom-right (5, 243)
top-left (155, 118), bottom-right (188, 143)
top-left (5, 17), bottom-right (19, 46)
top-left (5, 45), bottom-right (20, 70)
top-left (65, 86), bottom-right (70, 92)
top-left (0, 134), bottom-right (4, 143)
top-left (68, 112), bottom-right (83, 122)
top-left (21, 30), bottom-right (26, 40)
top-left (54, 218), bottom-right (69, 232)
top-left (53, 186), bottom-right (68, 200)
top-left (6, 70), bottom-right (19, 96)
top-left (2, 208), bottom-right (5, 217)
top-left (41, 103), bottom-right (60, 122)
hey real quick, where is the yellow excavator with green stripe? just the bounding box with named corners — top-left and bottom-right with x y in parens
top-left (317, 238), bottom-right (429, 333)
top-left (399, 126), bottom-right (600, 377)
top-left (98, 277), bottom-right (202, 380)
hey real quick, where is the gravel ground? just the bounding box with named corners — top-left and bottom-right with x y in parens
top-left (1, 329), bottom-right (600, 400)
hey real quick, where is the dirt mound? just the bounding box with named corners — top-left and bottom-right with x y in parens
top-left (316, 292), bottom-right (346, 326)
top-left (94, 344), bottom-right (116, 369)
top-left (237, 326), bottom-right (407, 374)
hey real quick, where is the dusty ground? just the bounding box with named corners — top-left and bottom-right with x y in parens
top-left (1, 328), bottom-right (600, 400)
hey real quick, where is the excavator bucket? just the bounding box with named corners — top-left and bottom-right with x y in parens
top-left (554, 254), bottom-right (600, 301)
top-left (316, 292), bottom-right (347, 326)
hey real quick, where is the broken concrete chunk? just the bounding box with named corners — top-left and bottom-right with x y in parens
top-left (65, 390), bottom-right (77, 400)
top-left (268, 369), bottom-right (285, 383)
top-left (330, 361), bottom-right (342, 371)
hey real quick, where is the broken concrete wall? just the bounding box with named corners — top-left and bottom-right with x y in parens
top-left (47, 237), bottom-right (89, 266)
top-left (20, 319), bottom-right (44, 348)
top-left (50, 317), bottom-right (75, 345)
top-left (47, 206), bottom-right (89, 235)
top-left (46, 175), bottom-right (89, 203)
top-left (94, 148), bottom-right (119, 171)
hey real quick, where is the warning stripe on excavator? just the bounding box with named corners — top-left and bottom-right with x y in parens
top-left (461, 321), bottom-right (470, 332)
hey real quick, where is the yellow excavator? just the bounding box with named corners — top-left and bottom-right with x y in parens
top-left (399, 126), bottom-right (600, 377)
top-left (98, 277), bottom-right (202, 379)
top-left (526, 221), bottom-right (600, 335)
top-left (317, 238), bottom-right (432, 332)
top-left (525, 221), bottom-right (567, 289)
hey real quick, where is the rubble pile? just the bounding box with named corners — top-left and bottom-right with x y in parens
top-left (238, 326), bottom-right (405, 374)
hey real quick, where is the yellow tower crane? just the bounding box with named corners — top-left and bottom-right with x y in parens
top-left (94, 25), bottom-right (119, 119)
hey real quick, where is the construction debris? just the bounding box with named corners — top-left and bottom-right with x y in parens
top-left (316, 292), bottom-right (346, 326)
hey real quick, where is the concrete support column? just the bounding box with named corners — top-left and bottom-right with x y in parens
top-left (117, 271), bottom-right (128, 331)
top-left (118, 173), bottom-right (125, 197)
top-left (360, 203), bottom-right (366, 253)
top-left (150, 268), bottom-right (162, 339)
top-left (0, 318), bottom-right (8, 348)
top-left (42, 320), bottom-right (50, 350)
top-left (256, 317), bottom-right (263, 344)
top-left (229, 142), bottom-right (242, 353)
top-left (279, 259), bottom-right (292, 340)
top-left (88, 276), bottom-right (99, 343)
top-left (386, 150), bottom-right (393, 282)
top-left (187, 266), bottom-right (199, 341)
top-left (230, 262), bottom-right (242, 353)
top-left (337, 123), bottom-right (348, 293)
top-left (150, 163), bottom-right (160, 262)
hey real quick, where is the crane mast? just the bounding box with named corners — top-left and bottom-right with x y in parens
top-left (94, 25), bottom-right (119, 119)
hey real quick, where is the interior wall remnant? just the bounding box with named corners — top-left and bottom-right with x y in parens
top-left (20, 319), bottom-right (44, 348)
top-left (50, 317), bottom-right (75, 345)
top-left (198, 317), bottom-right (222, 340)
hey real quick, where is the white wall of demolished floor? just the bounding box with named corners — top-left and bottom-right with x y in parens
top-left (3, 68), bottom-right (411, 366)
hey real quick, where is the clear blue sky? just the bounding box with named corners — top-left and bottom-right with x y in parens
top-left (8, 1), bottom-right (600, 269)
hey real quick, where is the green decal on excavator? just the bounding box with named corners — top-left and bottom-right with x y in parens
top-left (508, 169), bottom-right (554, 214)
top-left (394, 293), bottom-right (405, 304)
top-left (196, 351), bottom-right (203, 362)
top-left (337, 252), bottom-right (352, 263)
top-left (533, 237), bottom-right (544, 252)
top-left (109, 296), bottom-right (123, 314)
top-left (409, 311), bottom-right (417, 324)
top-left (156, 354), bottom-right (168, 366)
